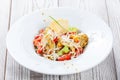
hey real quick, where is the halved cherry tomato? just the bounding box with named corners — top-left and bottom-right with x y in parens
top-left (33, 40), bottom-right (39, 46)
top-left (57, 53), bottom-right (72, 61)
top-left (37, 37), bottom-right (42, 42)
top-left (34, 34), bottom-right (43, 42)
top-left (37, 46), bottom-right (43, 54)
top-left (33, 35), bottom-right (43, 47)
top-left (53, 37), bottom-right (58, 43)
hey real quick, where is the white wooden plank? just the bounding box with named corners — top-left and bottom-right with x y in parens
top-left (79, 0), bottom-right (117, 80)
top-left (59, 0), bottom-right (80, 8)
top-left (105, 0), bottom-right (120, 79)
top-left (30, 71), bottom-right (43, 80)
top-left (0, 0), bottom-right (11, 80)
top-left (43, 75), bottom-right (59, 80)
top-left (32, 0), bottom-right (58, 9)
top-left (81, 70), bottom-right (93, 80)
top-left (5, 56), bottom-right (30, 80)
top-left (98, 52), bottom-right (117, 80)
top-left (5, 0), bottom-right (33, 80)
top-left (59, 73), bottom-right (81, 80)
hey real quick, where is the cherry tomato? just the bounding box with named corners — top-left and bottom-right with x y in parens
top-left (34, 34), bottom-right (43, 42)
top-left (53, 37), bottom-right (58, 43)
top-left (34, 36), bottom-right (43, 46)
top-left (37, 46), bottom-right (43, 54)
top-left (33, 40), bottom-right (39, 47)
top-left (37, 37), bottom-right (42, 42)
top-left (57, 53), bottom-right (72, 61)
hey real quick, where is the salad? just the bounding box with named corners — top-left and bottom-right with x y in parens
top-left (33, 16), bottom-right (88, 61)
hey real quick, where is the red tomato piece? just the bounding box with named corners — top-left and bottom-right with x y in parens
top-left (37, 46), bottom-right (43, 54)
top-left (35, 35), bottom-right (40, 39)
top-left (37, 37), bottom-right (42, 42)
top-left (33, 33), bottom-right (43, 47)
top-left (34, 34), bottom-right (43, 42)
top-left (57, 53), bottom-right (72, 61)
top-left (53, 37), bottom-right (58, 43)
top-left (33, 40), bottom-right (39, 47)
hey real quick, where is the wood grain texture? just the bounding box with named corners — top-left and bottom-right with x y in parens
top-left (105, 0), bottom-right (120, 79)
top-left (3, 0), bottom-right (119, 80)
top-left (79, 0), bottom-right (117, 80)
top-left (5, 0), bottom-right (32, 80)
top-left (0, 0), bottom-right (11, 80)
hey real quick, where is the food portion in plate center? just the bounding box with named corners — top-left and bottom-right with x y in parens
top-left (33, 16), bottom-right (88, 61)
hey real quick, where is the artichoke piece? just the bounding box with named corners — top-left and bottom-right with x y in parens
top-left (57, 45), bottom-right (70, 56)
top-left (79, 33), bottom-right (88, 48)
top-left (68, 27), bottom-right (78, 32)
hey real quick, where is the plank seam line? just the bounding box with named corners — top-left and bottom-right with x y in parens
top-left (111, 49), bottom-right (118, 80)
top-left (105, 0), bottom-right (118, 80)
top-left (7, 0), bottom-right (12, 30)
top-left (92, 69), bottom-right (94, 80)
top-left (3, 50), bottom-right (8, 80)
top-left (57, 0), bottom-right (59, 7)
top-left (4, 0), bottom-right (12, 80)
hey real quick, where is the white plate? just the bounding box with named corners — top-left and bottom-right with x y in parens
top-left (6, 8), bottom-right (113, 75)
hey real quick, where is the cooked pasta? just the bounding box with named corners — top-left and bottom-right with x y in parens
top-left (33, 17), bottom-right (88, 61)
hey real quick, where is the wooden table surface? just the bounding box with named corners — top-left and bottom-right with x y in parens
top-left (0, 0), bottom-right (120, 80)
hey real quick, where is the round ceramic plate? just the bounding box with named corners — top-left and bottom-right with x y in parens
top-left (6, 8), bottom-right (113, 75)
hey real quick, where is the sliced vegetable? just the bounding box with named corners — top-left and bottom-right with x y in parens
top-left (57, 50), bottom-right (63, 56)
top-left (68, 27), bottom-right (78, 32)
top-left (37, 46), bottom-right (43, 54)
top-left (57, 53), bottom-right (72, 61)
top-left (57, 45), bottom-right (70, 56)
top-left (53, 37), bottom-right (58, 43)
